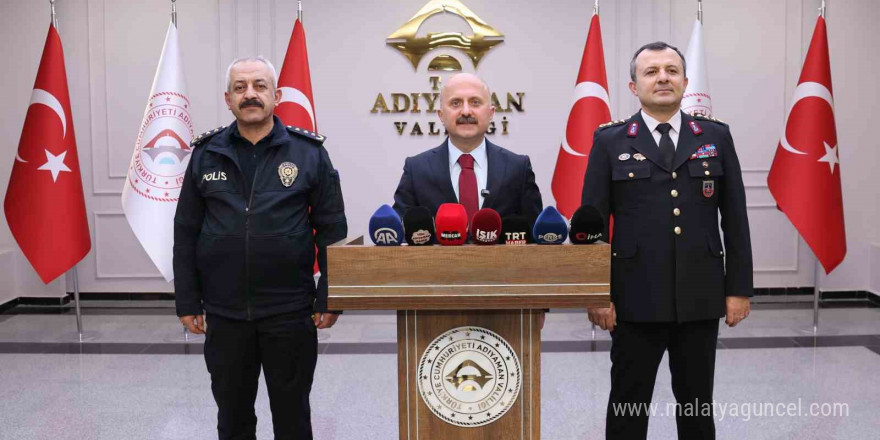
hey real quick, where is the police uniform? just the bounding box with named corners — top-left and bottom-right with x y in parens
top-left (173, 115), bottom-right (347, 440)
top-left (582, 110), bottom-right (753, 439)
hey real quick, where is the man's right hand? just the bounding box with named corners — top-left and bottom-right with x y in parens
top-left (179, 314), bottom-right (206, 334)
top-left (587, 302), bottom-right (616, 332)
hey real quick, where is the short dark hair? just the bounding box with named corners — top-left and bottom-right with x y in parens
top-left (629, 41), bottom-right (687, 81)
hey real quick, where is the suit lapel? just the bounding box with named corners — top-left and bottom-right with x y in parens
top-left (673, 112), bottom-right (703, 171)
top-left (431, 140), bottom-right (458, 202)
top-left (483, 140), bottom-right (506, 209)
top-left (627, 112), bottom-right (670, 173)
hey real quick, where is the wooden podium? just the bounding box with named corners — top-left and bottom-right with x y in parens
top-left (327, 238), bottom-right (610, 439)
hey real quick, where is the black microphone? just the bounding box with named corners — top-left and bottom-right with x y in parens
top-left (569, 205), bottom-right (605, 244)
top-left (403, 206), bottom-right (435, 246)
top-left (501, 215), bottom-right (532, 245)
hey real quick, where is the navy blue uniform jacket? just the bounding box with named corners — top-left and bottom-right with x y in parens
top-left (582, 111), bottom-right (753, 323)
top-left (173, 118), bottom-right (348, 320)
top-left (392, 139), bottom-right (543, 225)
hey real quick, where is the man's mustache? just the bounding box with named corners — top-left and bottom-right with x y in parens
top-left (240, 99), bottom-right (264, 109)
top-left (456, 115), bottom-right (477, 124)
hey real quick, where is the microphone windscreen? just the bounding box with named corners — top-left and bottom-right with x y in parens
top-left (533, 206), bottom-right (568, 244)
top-left (435, 203), bottom-right (468, 246)
top-left (369, 204), bottom-right (403, 246)
top-left (501, 215), bottom-right (531, 245)
top-left (569, 205), bottom-right (604, 244)
top-left (403, 206), bottom-right (435, 246)
top-left (470, 208), bottom-right (501, 245)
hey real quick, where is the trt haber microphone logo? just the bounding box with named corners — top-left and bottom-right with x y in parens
top-left (411, 229), bottom-right (432, 245)
top-left (504, 232), bottom-right (527, 245)
top-left (374, 228), bottom-right (399, 244)
top-left (475, 229), bottom-right (497, 243)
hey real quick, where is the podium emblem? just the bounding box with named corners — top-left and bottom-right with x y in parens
top-left (418, 326), bottom-right (521, 427)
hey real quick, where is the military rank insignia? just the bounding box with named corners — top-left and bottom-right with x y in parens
top-left (688, 121), bottom-right (703, 135)
top-left (627, 122), bottom-right (639, 137)
top-left (702, 180), bottom-right (715, 198)
top-left (278, 162), bottom-right (298, 187)
top-left (690, 144), bottom-right (718, 159)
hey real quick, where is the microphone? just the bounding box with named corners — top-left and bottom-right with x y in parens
top-left (403, 206), bottom-right (435, 246)
top-left (501, 215), bottom-right (531, 245)
top-left (569, 205), bottom-right (604, 244)
top-left (369, 204), bottom-right (403, 246)
top-left (533, 206), bottom-right (568, 244)
top-left (470, 208), bottom-right (501, 245)
top-left (435, 203), bottom-right (468, 246)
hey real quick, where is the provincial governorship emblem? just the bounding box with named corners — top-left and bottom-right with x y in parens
top-left (418, 326), bottom-right (521, 428)
top-left (278, 162), bottom-right (298, 187)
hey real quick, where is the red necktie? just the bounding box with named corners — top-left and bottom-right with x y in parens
top-left (457, 153), bottom-right (478, 223)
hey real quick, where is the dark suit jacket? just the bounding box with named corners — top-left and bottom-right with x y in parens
top-left (393, 139), bottom-right (543, 225)
top-left (582, 111), bottom-right (753, 323)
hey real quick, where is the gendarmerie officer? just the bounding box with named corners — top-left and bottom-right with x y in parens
top-left (582, 42), bottom-right (753, 439)
top-left (173, 56), bottom-right (347, 440)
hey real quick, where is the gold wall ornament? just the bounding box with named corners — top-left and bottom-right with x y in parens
top-left (427, 54), bottom-right (463, 71)
top-left (386, 0), bottom-right (504, 70)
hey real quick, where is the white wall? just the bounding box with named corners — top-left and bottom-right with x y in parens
top-left (0, 0), bottom-right (877, 297)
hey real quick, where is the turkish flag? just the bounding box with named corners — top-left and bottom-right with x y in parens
top-left (551, 12), bottom-right (611, 219)
top-left (275, 18), bottom-right (317, 132)
top-left (276, 17), bottom-right (321, 274)
top-left (768, 16), bottom-right (845, 274)
top-left (4, 24), bottom-right (91, 283)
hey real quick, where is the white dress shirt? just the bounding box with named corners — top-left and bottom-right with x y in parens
top-left (448, 138), bottom-right (488, 208)
top-left (641, 110), bottom-right (682, 149)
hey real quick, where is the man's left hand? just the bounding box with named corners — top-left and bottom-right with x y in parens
top-left (314, 312), bottom-right (340, 329)
top-left (725, 296), bottom-right (751, 327)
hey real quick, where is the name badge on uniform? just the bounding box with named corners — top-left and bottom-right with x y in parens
top-left (702, 180), bottom-right (715, 198)
top-left (278, 162), bottom-right (298, 187)
top-left (690, 144), bottom-right (718, 159)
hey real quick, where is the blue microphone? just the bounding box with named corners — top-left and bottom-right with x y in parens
top-left (369, 204), bottom-right (404, 246)
top-left (533, 206), bottom-right (568, 244)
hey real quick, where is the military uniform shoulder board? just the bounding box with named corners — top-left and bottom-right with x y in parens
top-left (190, 126), bottom-right (225, 148)
top-left (286, 125), bottom-right (326, 143)
top-left (693, 114), bottom-right (727, 125)
top-left (598, 119), bottom-right (627, 129)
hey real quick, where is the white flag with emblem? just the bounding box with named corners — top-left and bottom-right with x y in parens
top-left (682, 18), bottom-right (712, 117)
top-left (121, 21), bottom-right (193, 281)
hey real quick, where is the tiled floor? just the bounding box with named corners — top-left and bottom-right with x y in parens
top-left (1, 302), bottom-right (878, 439)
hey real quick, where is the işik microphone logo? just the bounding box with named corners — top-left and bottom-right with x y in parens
top-left (475, 229), bottom-right (498, 243)
top-left (418, 326), bottom-right (521, 428)
top-left (373, 227), bottom-right (399, 245)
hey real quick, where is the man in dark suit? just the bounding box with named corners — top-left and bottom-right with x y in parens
top-left (582, 42), bottom-right (753, 439)
top-left (392, 73), bottom-right (542, 226)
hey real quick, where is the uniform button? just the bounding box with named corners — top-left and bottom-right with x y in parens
top-left (704, 170), bottom-right (711, 176)
top-left (673, 208), bottom-right (681, 216)
top-left (672, 171), bottom-right (678, 179)
top-left (671, 189), bottom-right (679, 197)
top-left (720, 251), bottom-right (724, 256)
top-left (674, 226), bottom-right (682, 235)
top-left (628, 172), bottom-right (635, 178)
top-left (612, 252), bottom-right (617, 257)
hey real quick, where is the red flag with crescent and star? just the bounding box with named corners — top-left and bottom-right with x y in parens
top-left (276, 18), bottom-right (317, 132)
top-left (551, 11), bottom-right (611, 219)
top-left (276, 17), bottom-right (321, 274)
top-left (4, 24), bottom-right (91, 283)
top-left (767, 16), bottom-right (846, 274)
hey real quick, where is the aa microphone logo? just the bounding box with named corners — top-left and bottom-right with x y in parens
top-left (374, 227), bottom-right (399, 245)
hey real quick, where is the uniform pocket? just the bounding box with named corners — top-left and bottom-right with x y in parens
top-left (706, 233), bottom-right (724, 257)
top-left (612, 163), bottom-right (652, 181)
top-left (686, 158), bottom-right (724, 178)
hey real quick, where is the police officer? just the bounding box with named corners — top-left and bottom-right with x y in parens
top-left (173, 56), bottom-right (347, 440)
top-left (582, 42), bottom-right (753, 439)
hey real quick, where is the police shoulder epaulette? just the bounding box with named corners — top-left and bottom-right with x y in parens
top-left (598, 119), bottom-right (627, 129)
top-left (286, 125), bottom-right (326, 143)
top-left (190, 126), bottom-right (224, 148)
top-left (693, 114), bottom-right (727, 125)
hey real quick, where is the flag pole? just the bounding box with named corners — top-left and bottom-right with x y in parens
top-left (593, 0), bottom-right (598, 15)
top-left (298, 1), bottom-right (303, 23)
top-left (171, 0), bottom-right (177, 27)
top-left (810, 0), bottom-right (827, 336)
top-left (697, 0), bottom-right (703, 24)
top-left (820, 0), bottom-right (826, 18)
top-left (49, 0), bottom-right (57, 28)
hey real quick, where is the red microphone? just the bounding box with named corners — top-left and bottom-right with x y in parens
top-left (470, 208), bottom-right (501, 245)
top-left (435, 203), bottom-right (468, 246)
